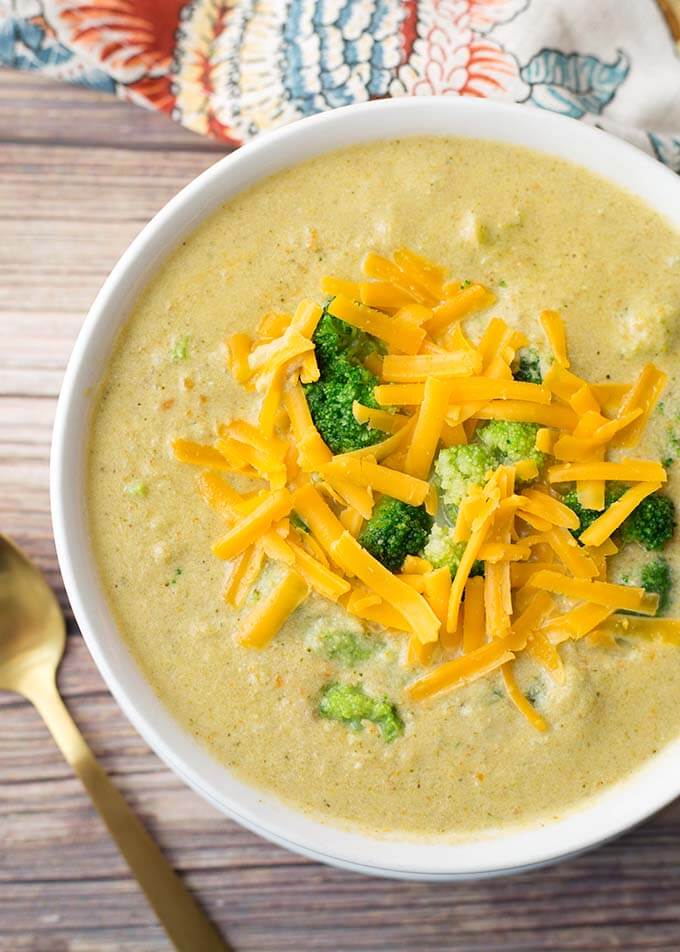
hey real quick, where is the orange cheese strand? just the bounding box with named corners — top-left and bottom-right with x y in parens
top-left (611, 363), bottom-right (668, 449)
top-left (406, 638), bottom-right (516, 701)
top-left (509, 589), bottom-right (557, 642)
top-left (283, 380), bottom-right (332, 471)
top-left (526, 629), bottom-right (565, 684)
top-left (547, 459), bottom-right (667, 484)
top-left (362, 251), bottom-right (439, 306)
top-left (331, 532), bottom-right (440, 644)
top-left (510, 561), bottom-right (564, 588)
top-left (404, 376), bottom-right (455, 479)
top-left (173, 438), bottom-right (237, 472)
top-left (258, 367), bottom-right (284, 437)
top-left (227, 333), bottom-right (253, 384)
top-left (381, 352), bottom-right (481, 381)
top-left (478, 542), bottom-right (531, 563)
top-left (406, 634), bottom-right (436, 667)
top-left (447, 511), bottom-right (495, 633)
top-left (212, 489), bottom-right (295, 560)
top-left (359, 281), bottom-right (415, 309)
top-left (403, 556), bottom-right (434, 574)
top-left (290, 299), bottom-right (323, 337)
top-left (473, 401), bottom-right (578, 430)
top-left (328, 295), bottom-right (425, 355)
top-left (327, 456), bottom-right (430, 507)
top-left (341, 589), bottom-right (411, 633)
top-left (591, 615), bottom-right (680, 647)
top-left (423, 566), bottom-right (452, 633)
top-left (320, 276), bottom-right (361, 299)
top-left (294, 483), bottom-right (346, 554)
top-left (198, 471), bottom-right (248, 519)
top-left (501, 663), bottom-right (549, 732)
top-left (527, 570), bottom-right (659, 615)
top-left (220, 419), bottom-right (287, 461)
top-left (448, 378), bottom-right (551, 404)
top-left (423, 285), bottom-right (495, 336)
top-left (288, 542), bottom-right (351, 601)
top-left (462, 576), bottom-right (486, 654)
top-left (544, 603), bottom-right (614, 642)
top-left (261, 529), bottom-right (295, 565)
top-left (375, 383), bottom-right (426, 406)
top-left (393, 246), bottom-right (447, 297)
top-left (352, 402), bottom-right (409, 433)
top-left (248, 328), bottom-right (314, 377)
top-left (485, 562), bottom-right (511, 638)
top-left (237, 569), bottom-right (308, 649)
top-left (540, 309), bottom-right (569, 368)
top-left (579, 481), bottom-right (663, 547)
top-left (542, 526), bottom-right (598, 579)
top-left (517, 489), bottom-right (580, 530)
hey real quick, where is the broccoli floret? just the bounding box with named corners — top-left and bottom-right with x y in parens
top-left (620, 493), bottom-right (676, 551)
top-left (562, 485), bottom-right (626, 539)
top-left (424, 524), bottom-right (484, 577)
top-left (358, 496), bottom-right (432, 572)
top-left (640, 557), bottom-right (672, 614)
top-left (303, 309), bottom-right (387, 454)
top-left (478, 420), bottom-right (545, 474)
top-left (304, 355), bottom-right (384, 453)
top-left (318, 682), bottom-right (404, 742)
top-left (319, 630), bottom-right (376, 666)
top-left (435, 443), bottom-right (498, 516)
top-left (513, 347), bottom-right (543, 384)
top-left (311, 311), bottom-right (357, 372)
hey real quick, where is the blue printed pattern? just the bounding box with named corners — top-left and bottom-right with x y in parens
top-left (649, 133), bottom-right (680, 174)
top-left (521, 49), bottom-right (630, 119)
top-left (0, 0), bottom-right (677, 176)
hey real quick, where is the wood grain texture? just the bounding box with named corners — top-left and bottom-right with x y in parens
top-left (1, 68), bottom-right (680, 952)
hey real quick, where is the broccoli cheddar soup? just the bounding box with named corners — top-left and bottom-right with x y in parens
top-left (88, 137), bottom-right (680, 838)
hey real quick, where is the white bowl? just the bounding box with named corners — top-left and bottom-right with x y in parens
top-left (51, 97), bottom-right (680, 880)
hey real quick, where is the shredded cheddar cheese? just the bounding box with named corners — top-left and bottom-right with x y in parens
top-left (172, 244), bottom-right (676, 728)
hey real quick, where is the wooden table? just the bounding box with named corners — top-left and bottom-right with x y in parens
top-left (1, 69), bottom-right (679, 952)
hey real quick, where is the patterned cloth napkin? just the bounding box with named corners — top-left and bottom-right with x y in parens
top-left (2, 0), bottom-right (680, 170)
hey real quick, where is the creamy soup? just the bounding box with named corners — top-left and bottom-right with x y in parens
top-left (88, 138), bottom-right (680, 838)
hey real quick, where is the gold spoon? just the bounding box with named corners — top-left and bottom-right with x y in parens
top-left (0, 534), bottom-right (229, 952)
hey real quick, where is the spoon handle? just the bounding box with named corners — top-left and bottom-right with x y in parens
top-left (26, 670), bottom-right (229, 952)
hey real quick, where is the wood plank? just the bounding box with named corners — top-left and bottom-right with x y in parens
top-left (1, 67), bottom-right (680, 951)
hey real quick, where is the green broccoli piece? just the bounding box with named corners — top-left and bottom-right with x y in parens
top-left (319, 630), bottom-right (376, 666)
top-left (304, 355), bottom-right (383, 453)
top-left (303, 308), bottom-right (387, 454)
top-left (318, 683), bottom-right (404, 742)
top-left (561, 485), bottom-right (626, 539)
top-left (124, 480), bottom-right (148, 497)
top-left (358, 496), bottom-right (432, 572)
top-left (424, 524), bottom-right (484, 577)
top-left (640, 557), bottom-right (672, 614)
top-left (562, 486), bottom-right (675, 551)
top-left (435, 443), bottom-right (498, 516)
top-left (311, 311), bottom-right (358, 372)
top-left (620, 493), bottom-right (676, 551)
top-left (513, 347), bottom-right (543, 384)
top-left (170, 335), bottom-right (189, 362)
top-left (478, 420), bottom-right (545, 474)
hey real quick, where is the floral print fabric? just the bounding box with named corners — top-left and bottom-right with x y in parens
top-left (1, 0), bottom-right (680, 170)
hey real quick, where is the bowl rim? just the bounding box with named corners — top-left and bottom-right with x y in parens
top-left (51, 96), bottom-right (680, 880)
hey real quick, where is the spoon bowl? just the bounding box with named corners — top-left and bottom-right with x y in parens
top-left (0, 536), bottom-right (65, 692)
